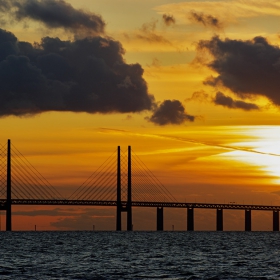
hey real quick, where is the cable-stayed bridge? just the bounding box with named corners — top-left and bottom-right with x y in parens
top-left (1, 140), bottom-right (280, 232)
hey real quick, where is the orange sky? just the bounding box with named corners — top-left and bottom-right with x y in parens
top-left (1, 0), bottom-right (280, 230)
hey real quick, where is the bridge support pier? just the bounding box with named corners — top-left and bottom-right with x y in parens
top-left (245, 209), bottom-right (251, 231)
top-left (273, 210), bottom-right (279, 231)
top-left (6, 139), bottom-right (11, 232)
top-left (216, 209), bottom-right (223, 231)
top-left (187, 208), bottom-right (194, 231)
top-left (157, 207), bottom-right (164, 231)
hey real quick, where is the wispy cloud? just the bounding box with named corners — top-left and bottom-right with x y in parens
top-left (135, 20), bottom-right (172, 45)
top-left (189, 11), bottom-right (224, 30)
top-left (155, 0), bottom-right (280, 26)
top-left (162, 14), bottom-right (176, 26)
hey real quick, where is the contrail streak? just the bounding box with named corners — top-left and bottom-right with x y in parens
top-left (98, 127), bottom-right (280, 157)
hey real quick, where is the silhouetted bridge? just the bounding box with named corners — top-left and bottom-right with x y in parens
top-left (1, 140), bottom-right (280, 231)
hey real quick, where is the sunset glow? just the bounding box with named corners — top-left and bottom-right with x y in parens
top-left (1, 0), bottom-right (280, 231)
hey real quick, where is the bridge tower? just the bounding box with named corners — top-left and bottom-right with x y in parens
top-left (6, 139), bottom-right (11, 231)
top-left (116, 146), bottom-right (132, 231)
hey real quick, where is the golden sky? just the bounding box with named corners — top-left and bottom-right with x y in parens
top-left (1, 0), bottom-right (280, 230)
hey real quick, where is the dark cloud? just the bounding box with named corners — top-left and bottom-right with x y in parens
top-left (189, 11), bottom-right (223, 30)
top-left (147, 99), bottom-right (195, 125)
top-left (213, 92), bottom-right (259, 111)
top-left (185, 90), bottom-right (259, 111)
top-left (0, 28), bottom-right (155, 116)
top-left (162, 14), bottom-right (175, 26)
top-left (198, 36), bottom-right (280, 106)
top-left (0, 0), bottom-right (105, 37)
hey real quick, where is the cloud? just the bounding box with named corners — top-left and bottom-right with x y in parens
top-left (136, 20), bottom-right (171, 44)
top-left (189, 11), bottom-right (223, 30)
top-left (0, 0), bottom-right (105, 37)
top-left (162, 14), bottom-right (175, 26)
top-left (0, 28), bottom-right (155, 117)
top-left (213, 92), bottom-right (259, 111)
top-left (216, 94), bottom-right (258, 111)
top-left (186, 90), bottom-right (259, 111)
top-left (147, 99), bottom-right (195, 125)
top-left (185, 90), bottom-right (210, 102)
top-left (13, 208), bottom-right (78, 216)
top-left (197, 36), bottom-right (280, 106)
top-left (155, 0), bottom-right (280, 25)
top-left (271, 190), bottom-right (280, 196)
top-left (122, 114), bottom-right (133, 121)
top-left (50, 210), bottom-right (115, 230)
top-left (13, 207), bottom-right (114, 217)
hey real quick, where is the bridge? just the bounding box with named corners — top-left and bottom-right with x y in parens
top-left (1, 140), bottom-right (280, 231)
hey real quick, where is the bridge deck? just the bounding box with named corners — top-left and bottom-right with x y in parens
top-left (0, 199), bottom-right (279, 211)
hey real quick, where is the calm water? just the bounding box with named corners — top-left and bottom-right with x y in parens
top-left (0, 231), bottom-right (279, 279)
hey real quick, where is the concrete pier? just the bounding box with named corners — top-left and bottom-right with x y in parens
top-left (216, 209), bottom-right (223, 231)
top-left (157, 207), bottom-right (164, 231)
top-left (187, 208), bottom-right (194, 231)
top-left (245, 209), bottom-right (251, 231)
top-left (273, 210), bottom-right (279, 231)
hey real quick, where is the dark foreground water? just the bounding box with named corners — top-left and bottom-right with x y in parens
top-left (0, 231), bottom-right (279, 279)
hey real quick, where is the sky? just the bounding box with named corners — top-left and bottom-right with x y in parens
top-left (1, 0), bottom-right (280, 231)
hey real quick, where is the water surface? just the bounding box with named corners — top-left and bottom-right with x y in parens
top-left (0, 231), bottom-right (279, 279)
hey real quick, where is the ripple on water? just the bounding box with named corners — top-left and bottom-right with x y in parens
top-left (0, 231), bottom-right (279, 279)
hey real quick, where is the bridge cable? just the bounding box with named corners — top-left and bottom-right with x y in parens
top-left (76, 157), bottom-right (116, 200)
top-left (130, 165), bottom-right (163, 201)
top-left (132, 158), bottom-right (170, 199)
top-left (69, 149), bottom-right (116, 200)
top-left (12, 155), bottom-right (51, 199)
top-left (12, 151), bottom-right (57, 199)
top-left (12, 144), bottom-right (64, 199)
top-left (132, 150), bottom-right (177, 202)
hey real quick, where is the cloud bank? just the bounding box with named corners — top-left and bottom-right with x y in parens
top-left (0, 28), bottom-right (155, 116)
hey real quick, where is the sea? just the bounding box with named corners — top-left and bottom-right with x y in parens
top-left (0, 231), bottom-right (279, 279)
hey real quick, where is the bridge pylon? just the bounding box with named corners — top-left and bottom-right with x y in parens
top-left (6, 139), bottom-right (11, 231)
top-left (116, 146), bottom-right (132, 231)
